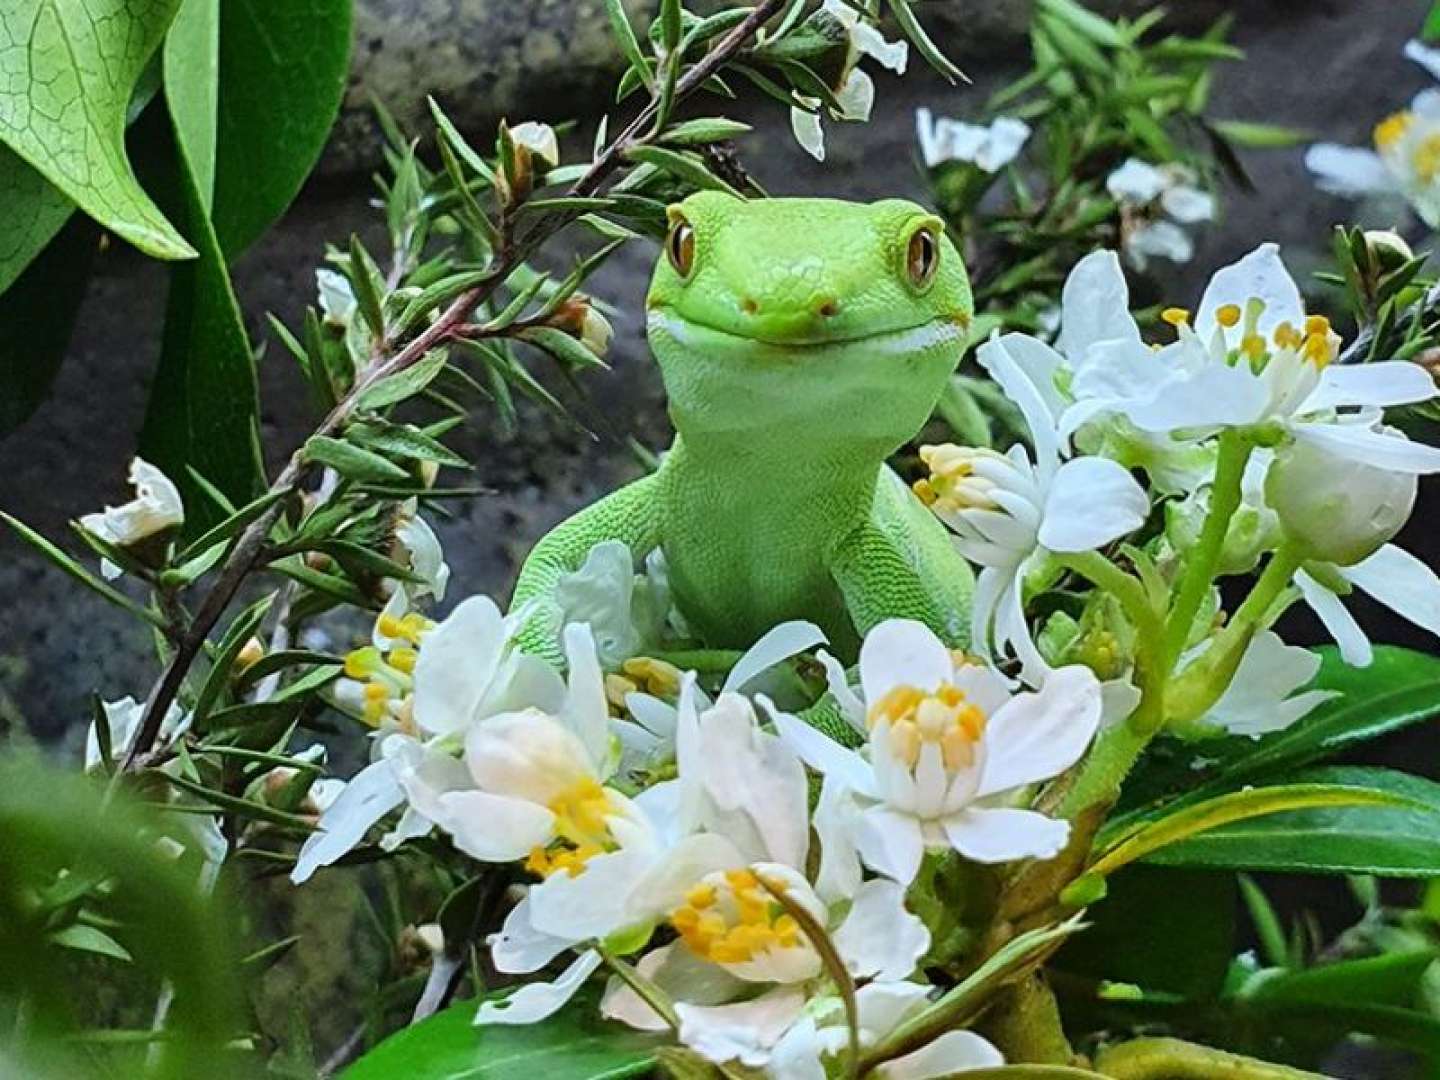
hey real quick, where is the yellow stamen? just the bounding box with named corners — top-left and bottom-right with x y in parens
top-left (622, 657), bottom-right (683, 698)
top-left (1160, 307), bottom-right (1190, 328)
top-left (669, 868), bottom-right (804, 965)
top-left (1304, 314), bottom-right (1331, 337)
top-left (604, 673), bottom-right (638, 710)
top-left (1414, 132), bottom-right (1440, 183)
top-left (1214, 304), bottom-right (1241, 328)
top-left (867, 682), bottom-right (987, 770)
top-left (1272, 321), bottom-right (1302, 350)
top-left (388, 647), bottom-right (418, 674)
top-left (344, 647), bottom-right (381, 679)
top-left (1375, 110), bottom-right (1412, 151)
top-left (1240, 334), bottom-right (1267, 361)
top-left (526, 778), bottom-right (621, 881)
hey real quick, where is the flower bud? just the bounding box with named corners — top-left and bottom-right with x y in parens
top-left (1364, 229), bottom-right (1414, 274)
top-left (548, 296), bottom-right (613, 359)
top-left (496, 120), bottom-right (558, 206)
top-left (1266, 436), bottom-right (1416, 566)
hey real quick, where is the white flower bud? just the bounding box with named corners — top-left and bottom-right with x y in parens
top-left (1364, 229), bottom-right (1414, 273)
top-left (1266, 435), bottom-right (1417, 566)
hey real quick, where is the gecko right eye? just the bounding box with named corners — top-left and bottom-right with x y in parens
top-left (666, 216), bottom-right (696, 278)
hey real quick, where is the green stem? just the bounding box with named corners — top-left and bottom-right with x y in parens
top-left (595, 944), bottom-right (679, 1035)
top-left (978, 976), bottom-right (1073, 1065)
top-left (1094, 1037), bottom-right (1327, 1079)
top-left (1162, 429), bottom-right (1253, 671)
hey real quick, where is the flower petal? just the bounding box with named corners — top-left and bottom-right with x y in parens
top-left (978, 333), bottom-right (1061, 468)
top-left (291, 758), bottom-right (403, 884)
top-left (1305, 143), bottom-right (1395, 197)
top-left (791, 103), bottom-right (826, 162)
top-left (978, 665), bottom-right (1102, 797)
top-left (413, 596), bottom-right (506, 734)
top-left (833, 878), bottom-right (930, 982)
top-left (490, 893), bottom-right (574, 974)
top-left (813, 775), bottom-right (865, 903)
top-left (855, 804), bottom-right (926, 885)
top-left (858, 619), bottom-right (954, 704)
top-left (1037, 457), bottom-right (1148, 553)
top-left (562, 621), bottom-right (612, 770)
top-left (1295, 569), bottom-right (1373, 667)
top-left (1195, 242), bottom-right (1304, 341)
top-left (1343, 544), bottom-right (1440, 644)
top-left (475, 950), bottom-right (600, 1026)
top-left (677, 988), bottom-right (808, 1067)
top-left (723, 620), bottom-right (827, 694)
top-left (881, 1030), bottom-right (1004, 1079)
top-left (942, 806), bottom-right (1070, 863)
top-left (769, 703), bottom-right (878, 799)
top-left (1302, 362), bottom-right (1439, 413)
top-left (1203, 630), bottom-right (1337, 738)
top-left (1057, 249), bottom-right (1140, 363)
top-left (1294, 419), bottom-right (1440, 474)
top-left (1407, 38), bottom-right (1440, 80)
top-left (435, 790), bottom-right (556, 862)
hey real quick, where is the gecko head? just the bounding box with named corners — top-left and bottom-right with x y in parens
top-left (645, 193), bottom-right (972, 441)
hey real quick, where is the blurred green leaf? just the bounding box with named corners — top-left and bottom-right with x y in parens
top-left (210, 0), bottom-right (353, 255)
top-left (344, 989), bottom-right (662, 1079)
top-left (304, 435), bottom-right (411, 483)
top-left (164, 0), bottom-right (221, 210)
top-left (1144, 767), bottom-right (1440, 877)
top-left (0, 0), bottom-right (193, 261)
top-left (1210, 119), bottom-right (1312, 149)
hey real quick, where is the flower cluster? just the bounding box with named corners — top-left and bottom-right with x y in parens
top-left (295, 553), bottom-right (1112, 1074)
top-left (916, 241), bottom-right (1440, 730)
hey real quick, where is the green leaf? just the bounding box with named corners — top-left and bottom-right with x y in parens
top-left (603, 0), bottom-right (654, 91)
top-left (1122, 646), bottom-right (1440, 809)
top-left (173, 487), bottom-right (287, 565)
top-left (1426, 0), bottom-right (1440, 43)
top-left (887, 0), bottom-right (965, 82)
top-left (210, 0), bottom-right (352, 255)
top-left (343, 989), bottom-right (662, 1079)
top-left (0, 511), bottom-right (167, 631)
top-left (0, 147), bottom-right (74, 295)
top-left (0, 214), bottom-right (97, 433)
top-left (164, 0), bottom-right (220, 210)
top-left (50, 923), bottom-right (133, 962)
top-left (1093, 780), bottom-right (1414, 877)
top-left (1210, 119), bottom-right (1312, 149)
top-left (139, 131), bottom-right (264, 526)
top-left (1057, 867), bottom-right (1234, 1000)
top-left (515, 326), bottom-right (608, 370)
top-left (1144, 767), bottom-right (1440, 877)
top-left (0, 0), bottom-right (193, 260)
top-left (304, 435), bottom-right (411, 484)
top-left (357, 349), bottom-right (451, 411)
top-left (622, 145), bottom-right (743, 197)
top-left (192, 593), bottom-right (274, 728)
top-left (348, 420), bottom-right (469, 469)
top-left (659, 117), bottom-right (753, 145)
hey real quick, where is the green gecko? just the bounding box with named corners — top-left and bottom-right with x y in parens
top-left (513, 192), bottom-right (975, 679)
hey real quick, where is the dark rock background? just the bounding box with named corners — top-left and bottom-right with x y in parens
top-left (0, 0), bottom-right (1433, 750)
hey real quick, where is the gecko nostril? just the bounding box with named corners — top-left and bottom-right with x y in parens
top-left (740, 297), bottom-right (759, 315)
top-left (817, 298), bottom-right (840, 319)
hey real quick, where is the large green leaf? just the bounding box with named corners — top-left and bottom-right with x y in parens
top-left (210, 0), bottom-right (353, 256)
top-left (139, 121), bottom-right (263, 519)
top-left (0, 0), bottom-right (193, 262)
top-left (0, 147), bottom-right (74, 295)
top-left (164, 0), bottom-right (220, 210)
top-left (1057, 866), bottom-right (1235, 1000)
top-left (343, 990), bottom-right (662, 1080)
top-left (1144, 767), bottom-right (1440, 877)
top-left (0, 215), bottom-right (98, 434)
top-left (1121, 646), bottom-right (1440, 811)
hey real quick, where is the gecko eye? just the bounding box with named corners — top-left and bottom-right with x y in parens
top-left (666, 217), bottom-right (696, 278)
top-left (906, 225), bottom-right (941, 290)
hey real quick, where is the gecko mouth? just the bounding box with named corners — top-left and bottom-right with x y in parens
top-left (647, 308), bottom-right (966, 354)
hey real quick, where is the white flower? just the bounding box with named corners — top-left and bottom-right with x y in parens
top-left (79, 458), bottom-right (184, 578)
top-left (915, 108), bottom-right (1031, 172)
top-left (293, 596), bottom-right (568, 882)
top-left (774, 620), bottom-right (1103, 885)
top-left (1106, 158), bottom-right (1215, 270)
top-left (918, 331), bottom-right (1149, 682)
top-left (551, 540), bottom-right (669, 669)
top-left (770, 980), bottom-right (1003, 1080)
top-left (604, 871), bottom-right (931, 1071)
top-left (316, 269), bottom-right (356, 327)
top-left (508, 121), bottom-right (560, 168)
top-left (84, 696), bottom-right (189, 772)
top-left (393, 501), bottom-right (450, 602)
top-left (1306, 44), bottom-right (1440, 227)
top-left (790, 1), bottom-right (907, 162)
top-left (1072, 244), bottom-right (1440, 475)
top-left (1183, 631), bottom-right (1338, 738)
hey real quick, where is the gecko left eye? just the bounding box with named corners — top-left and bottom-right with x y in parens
top-left (667, 217), bottom-right (696, 278)
top-left (906, 226), bottom-right (940, 290)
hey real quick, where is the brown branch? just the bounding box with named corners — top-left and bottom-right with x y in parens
top-left (122, 0), bottom-right (787, 770)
